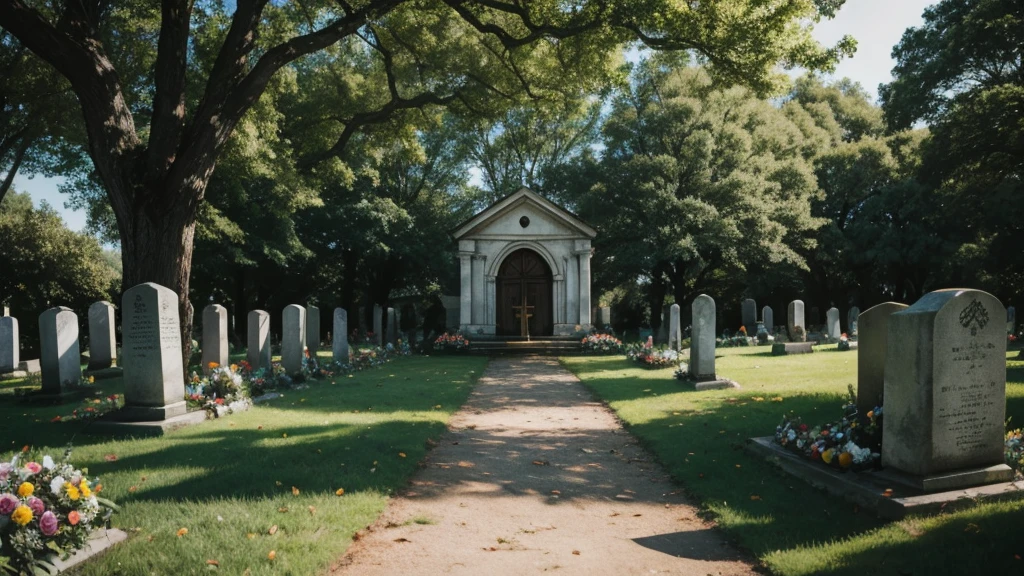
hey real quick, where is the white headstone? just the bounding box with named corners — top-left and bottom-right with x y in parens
top-left (373, 304), bottom-right (383, 347)
top-left (247, 310), bottom-right (271, 371)
top-left (87, 301), bottom-right (117, 370)
top-left (762, 306), bottom-right (774, 332)
top-left (306, 304), bottom-right (320, 353)
top-left (0, 316), bottom-right (18, 373)
top-left (787, 300), bottom-right (805, 342)
top-left (857, 302), bottom-right (907, 415)
top-left (121, 283), bottom-right (187, 420)
top-left (282, 304), bottom-right (306, 375)
top-left (883, 289), bottom-right (1012, 490)
top-left (333, 308), bottom-right (350, 364)
top-left (826, 307), bottom-right (841, 339)
top-left (691, 295), bottom-right (716, 380)
top-left (669, 304), bottom-right (681, 350)
top-left (387, 307), bottom-right (398, 345)
top-left (201, 304), bottom-right (229, 374)
top-left (39, 307), bottom-right (81, 394)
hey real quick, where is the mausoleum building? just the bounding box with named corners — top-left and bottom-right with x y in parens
top-left (453, 188), bottom-right (596, 337)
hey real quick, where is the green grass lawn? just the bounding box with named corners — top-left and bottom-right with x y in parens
top-left (0, 354), bottom-right (488, 575)
top-left (562, 346), bottom-right (1024, 576)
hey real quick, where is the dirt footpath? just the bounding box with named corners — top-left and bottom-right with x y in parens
top-left (333, 356), bottom-right (758, 575)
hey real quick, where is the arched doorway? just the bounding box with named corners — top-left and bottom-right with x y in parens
top-left (496, 248), bottom-right (553, 337)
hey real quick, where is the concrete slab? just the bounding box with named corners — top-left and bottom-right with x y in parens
top-left (51, 528), bottom-right (128, 571)
top-left (745, 436), bottom-right (1024, 519)
top-left (771, 342), bottom-right (814, 355)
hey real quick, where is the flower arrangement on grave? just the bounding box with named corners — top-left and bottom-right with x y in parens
top-left (717, 327), bottom-right (753, 348)
top-left (52, 395), bottom-right (124, 423)
top-left (625, 336), bottom-right (679, 368)
top-left (434, 333), bottom-right (471, 353)
top-left (773, 385), bottom-right (882, 471)
top-left (580, 333), bottom-right (624, 354)
top-left (0, 449), bottom-right (117, 574)
top-left (1006, 427), bottom-right (1024, 478)
top-left (185, 362), bottom-right (249, 410)
top-left (837, 332), bottom-right (852, 351)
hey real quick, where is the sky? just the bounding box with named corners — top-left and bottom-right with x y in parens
top-left (11, 0), bottom-right (935, 234)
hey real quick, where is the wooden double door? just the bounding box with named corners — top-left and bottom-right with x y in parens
top-left (496, 249), bottom-right (553, 337)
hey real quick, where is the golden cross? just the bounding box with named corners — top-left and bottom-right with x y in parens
top-left (512, 297), bottom-right (535, 338)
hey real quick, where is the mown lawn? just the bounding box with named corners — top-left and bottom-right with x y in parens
top-left (0, 353), bottom-right (487, 575)
top-left (562, 346), bottom-right (1024, 576)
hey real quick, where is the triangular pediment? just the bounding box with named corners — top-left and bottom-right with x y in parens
top-left (453, 188), bottom-right (596, 240)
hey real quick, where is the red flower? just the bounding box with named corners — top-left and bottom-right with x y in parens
top-left (799, 424), bottom-right (808, 432)
top-left (214, 398), bottom-right (224, 405)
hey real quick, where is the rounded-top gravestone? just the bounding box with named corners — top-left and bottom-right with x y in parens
top-left (691, 295), bottom-right (716, 380)
top-left (741, 299), bottom-right (756, 335)
top-left (282, 305), bottom-right (306, 375)
top-left (87, 301), bottom-right (117, 370)
top-left (121, 283), bottom-right (187, 421)
top-left (306, 304), bottom-right (321, 353)
top-left (247, 310), bottom-right (271, 371)
top-left (201, 304), bottom-right (229, 374)
top-left (825, 307), bottom-right (841, 339)
top-left (787, 300), bottom-right (805, 342)
top-left (0, 316), bottom-right (18, 373)
top-left (856, 302), bottom-right (907, 415)
top-left (39, 307), bottom-right (81, 394)
top-left (883, 288), bottom-right (1012, 491)
top-left (333, 308), bottom-right (350, 364)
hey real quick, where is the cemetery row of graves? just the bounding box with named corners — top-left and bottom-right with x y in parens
top-left (1, 283), bottom-right (1023, 574)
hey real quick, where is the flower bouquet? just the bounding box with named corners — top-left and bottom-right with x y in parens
top-left (626, 337), bottom-right (679, 368)
top-left (581, 333), bottom-right (624, 355)
top-left (52, 395), bottom-right (124, 423)
top-left (0, 449), bottom-right (117, 574)
top-left (434, 333), bottom-right (470, 353)
top-left (773, 385), bottom-right (882, 472)
top-left (1006, 427), bottom-right (1023, 478)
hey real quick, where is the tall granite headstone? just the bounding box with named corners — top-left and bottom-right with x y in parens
top-left (1007, 306), bottom-right (1016, 334)
top-left (247, 310), bottom-right (271, 371)
top-left (856, 302), bottom-right (907, 415)
top-left (826, 307), bottom-right (841, 339)
top-left (201, 304), bottom-right (229, 374)
top-left (87, 301), bottom-right (117, 370)
top-left (387, 307), bottom-right (398, 345)
top-left (691, 295), bottom-right (716, 380)
top-left (282, 304), bottom-right (306, 375)
top-left (741, 299), bottom-right (757, 335)
top-left (599, 306), bottom-right (611, 328)
top-left (883, 289), bottom-right (1012, 491)
top-left (439, 296), bottom-right (460, 330)
top-left (372, 304), bottom-right (383, 347)
top-left (121, 283), bottom-right (186, 420)
top-left (762, 306), bottom-right (774, 333)
top-left (669, 304), bottom-right (681, 350)
top-left (655, 304), bottom-right (671, 344)
top-left (787, 300), bottom-right (805, 342)
top-left (0, 316), bottom-right (18, 373)
top-left (306, 304), bottom-right (321, 353)
top-left (847, 306), bottom-right (860, 335)
top-left (39, 307), bottom-right (81, 394)
top-left (333, 308), bottom-right (350, 364)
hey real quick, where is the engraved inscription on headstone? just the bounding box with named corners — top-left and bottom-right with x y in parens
top-left (121, 283), bottom-right (186, 420)
top-left (691, 295), bottom-right (716, 380)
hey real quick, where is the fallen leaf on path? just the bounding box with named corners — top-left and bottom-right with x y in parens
top-left (128, 486), bottom-right (138, 493)
top-left (308, 506), bottom-right (316, 515)
top-left (550, 490), bottom-right (561, 495)
top-left (399, 452), bottom-right (407, 458)
top-left (633, 514), bottom-right (642, 517)
top-left (103, 454), bottom-right (118, 462)
top-left (532, 460), bottom-right (549, 466)
top-left (609, 512), bottom-right (620, 517)
top-left (206, 560), bottom-right (219, 567)
top-left (336, 488), bottom-right (345, 496)
top-left (267, 551), bottom-right (276, 561)
top-left (268, 525), bottom-right (278, 535)
top-left (176, 528), bottom-right (188, 537)
top-left (278, 507), bottom-right (288, 513)
top-left (394, 538), bottom-right (410, 543)
top-left (572, 550), bottom-right (581, 555)
top-left (457, 461), bottom-right (475, 468)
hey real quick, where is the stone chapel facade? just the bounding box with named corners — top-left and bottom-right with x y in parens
top-left (452, 188), bottom-right (596, 338)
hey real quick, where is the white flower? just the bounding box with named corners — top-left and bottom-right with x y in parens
top-left (42, 455), bottom-right (55, 470)
top-left (50, 475), bottom-right (65, 495)
top-left (786, 429), bottom-right (797, 441)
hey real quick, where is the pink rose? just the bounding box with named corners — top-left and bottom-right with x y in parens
top-left (0, 493), bottom-right (17, 515)
top-left (27, 497), bottom-right (45, 516)
top-left (39, 510), bottom-right (58, 536)
top-left (24, 462), bottom-right (42, 475)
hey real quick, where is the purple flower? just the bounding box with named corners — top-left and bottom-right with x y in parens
top-left (0, 462), bottom-right (11, 481)
top-left (27, 496), bottom-right (45, 516)
top-left (0, 493), bottom-right (17, 515)
top-left (39, 510), bottom-right (58, 536)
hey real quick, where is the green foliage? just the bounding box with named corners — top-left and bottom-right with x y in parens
top-left (0, 191), bottom-right (119, 354)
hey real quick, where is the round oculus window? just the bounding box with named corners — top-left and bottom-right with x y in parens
top-left (519, 216), bottom-right (530, 228)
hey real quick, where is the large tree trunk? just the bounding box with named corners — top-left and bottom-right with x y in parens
top-left (119, 200), bottom-right (198, 372)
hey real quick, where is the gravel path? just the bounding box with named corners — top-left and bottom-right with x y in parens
top-left (332, 356), bottom-right (758, 575)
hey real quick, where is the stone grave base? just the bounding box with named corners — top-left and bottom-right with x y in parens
top-left (837, 341), bottom-right (858, 351)
top-left (771, 342), bottom-right (814, 355)
top-left (0, 359), bottom-right (41, 380)
top-left (746, 436), bottom-right (1024, 519)
top-left (88, 399), bottom-right (252, 437)
top-left (84, 366), bottom-right (123, 380)
top-left (684, 376), bottom-right (741, 391)
top-left (50, 528), bottom-right (128, 572)
top-left (872, 462), bottom-right (1014, 493)
top-left (22, 387), bottom-right (93, 405)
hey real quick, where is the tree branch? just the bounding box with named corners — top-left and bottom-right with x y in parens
top-left (148, 0), bottom-right (195, 179)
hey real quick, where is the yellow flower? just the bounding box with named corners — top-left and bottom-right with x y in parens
top-left (821, 449), bottom-right (835, 464)
top-left (81, 482), bottom-right (92, 498)
top-left (11, 505), bottom-right (32, 526)
top-left (230, 364), bottom-right (238, 372)
top-left (17, 482), bottom-right (33, 497)
top-left (65, 482), bottom-right (81, 501)
top-left (89, 376), bottom-right (95, 384)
